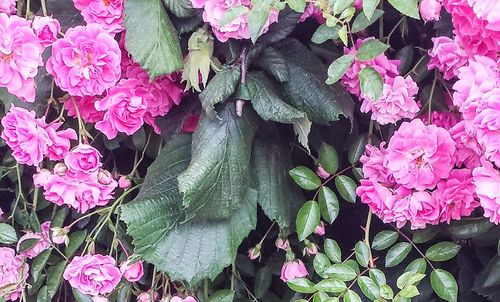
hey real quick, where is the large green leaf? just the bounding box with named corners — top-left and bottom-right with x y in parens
top-left (124, 0), bottom-right (183, 78)
top-left (252, 140), bottom-right (305, 233)
top-left (387, 0), bottom-right (420, 19)
top-left (430, 269), bottom-right (458, 302)
top-left (0, 223), bottom-right (17, 244)
top-left (425, 242), bottom-right (461, 262)
top-left (274, 39), bottom-right (354, 124)
top-left (254, 47), bottom-right (290, 82)
top-left (200, 65), bottom-right (241, 116)
top-left (296, 200), bottom-right (321, 241)
top-left (121, 135), bottom-right (258, 284)
top-left (163, 0), bottom-right (194, 17)
top-left (178, 104), bottom-right (258, 219)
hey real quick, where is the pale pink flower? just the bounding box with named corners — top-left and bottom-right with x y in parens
top-left (47, 24), bottom-right (121, 96)
top-left (17, 221), bottom-right (52, 259)
top-left (303, 242), bottom-right (319, 256)
top-left (316, 165), bottom-right (330, 179)
top-left (94, 79), bottom-right (149, 139)
top-left (314, 221), bottom-right (326, 236)
top-left (275, 237), bottom-right (289, 250)
top-left (51, 227), bottom-right (70, 245)
top-left (191, 0), bottom-right (279, 42)
top-left (385, 119), bottom-right (456, 190)
top-left (299, 3), bottom-right (325, 23)
top-left (407, 191), bottom-right (440, 229)
top-left (467, 0), bottom-right (500, 31)
top-left (280, 259), bottom-right (308, 282)
top-left (428, 36), bottom-right (468, 80)
top-left (420, 0), bottom-right (442, 22)
top-left (137, 291), bottom-right (159, 302)
top-left (0, 247), bottom-right (29, 301)
top-left (170, 297), bottom-right (197, 302)
top-left (118, 176), bottom-right (132, 189)
top-left (92, 296), bottom-right (108, 302)
top-left (0, 0), bottom-right (16, 14)
top-left (354, 0), bottom-right (363, 9)
top-left (420, 111), bottom-right (459, 130)
top-left (64, 254), bottom-right (121, 296)
top-left (360, 143), bottom-right (394, 185)
top-left (473, 160), bottom-right (500, 224)
top-left (360, 76), bottom-right (419, 125)
top-left (32, 16), bottom-right (60, 47)
top-left (474, 88), bottom-right (500, 167)
top-left (120, 259), bottom-right (144, 282)
top-left (64, 144), bottom-right (102, 176)
top-left (0, 13), bottom-right (43, 101)
top-left (73, 0), bottom-right (124, 34)
top-left (449, 120), bottom-right (483, 169)
top-left (66, 96), bottom-right (105, 123)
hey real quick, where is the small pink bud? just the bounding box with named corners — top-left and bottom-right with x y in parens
top-left (314, 221), bottom-right (326, 236)
top-left (303, 241), bottom-right (319, 256)
top-left (316, 165), bottom-right (330, 179)
top-left (51, 227), bottom-right (70, 245)
top-left (118, 176), bottom-right (132, 189)
top-left (120, 258), bottom-right (144, 282)
top-left (97, 169), bottom-right (114, 185)
top-left (280, 259), bottom-right (308, 282)
top-left (53, 163), bottom-right (67, 175)
top-left (137, 291), bottom-right (159, 302)
top-left (419, 0), bottom-right (442, 22)
top-left (248, 244), bottom-right (261, 261)
top-left (275, 237), bottom-right (290, 250)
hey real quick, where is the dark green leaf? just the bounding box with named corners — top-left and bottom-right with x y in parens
top-left (315, 279), bottom-right (347, 293)
top-left (325, 264), bottom-right (357, 281)
top-left (31, 250), bottom-right (52, 283)
top-left (363, 0), bottom-right (380, 20)
top-left (18, 238), bottom-right (39, 253)
top-left (311, 25), bottom-right (341, 44)
top-left (358, 276), bottom-right (380, 300)
top-left (37, 286), bottom-right (49, 302)
top-left (385, 242), bottom-right (412, 267)
top-left (396, 46), bottom-right (414, 75)
top-left (359, 67), bottom-right (383, 101)
top-left (296, 201), bottom-right (321, 241)
top-left (412, 227), bottom-right (439, 243)
top-left (259, 9), bottom-right (301, 45)
top-left (318, 143), bottom-right (339, 174)
top-left (447, 218), bottom-right (494, 239)
top-left (124, 0), bottom-right (183, 78)
top-left (324, 239), bottom-right (342, 263)
top-left (326, 55), bottom-right (355, 85)
top-left (248, 4), bottom-right (272, 43)
top-left (335, 175), bottom-right (357, 203)
top-left (0, 223), bottom-right (17, 244)
top-left (372, 230), bottom-right (399, 250)
top-left (289, 166), bottom-right (321, 191)
top-left (430, 269), bottom-right (458, 302)
top-left (200, 65), bottom-right (241, 115)
top-left (355, 241), bottom-right (370, 267)
top-left (344, 289), bottom-right (362, 302)
top-left (254, 47), bottom-right (290, 82)
top-left (65, 230), bottom-right (87, 258)
top-left (357, 39), bottom-right (390, 61)
top-left (319, 187), bottom-right (340, 224)
top-left (405, 258), bottom-right (427, 274)
top-left (132, 127), bottom-right (146, 150)
top-left (387, 0), bottom-right (420, 19)
top-left (207, 290), bottom-right (235, 302)
top-left (72, 288), bottom-right (93, 302)
top-left (348, 135), bottom-right (367, 164)
top-left (254, 267), bottom-right (272, 299)
top-left (47, 261), bottom-right (67, 298)
top-left (352, 9), bottom-right (384, 33)
top-left (287, 278), bottom-right (317, 293)
top-left (163, 0), bottom-right (194, 18)
top-left (425, 242), bottom-right (461, 262)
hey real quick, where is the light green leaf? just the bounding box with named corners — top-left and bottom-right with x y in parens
top-left (290, 166), bottom-right (322, 191)
top-left (313, 253), bottom-right (331, 277)
top-left (288, 0), bottom-right (307, 12)
top-left (397, 272), bottom-right (426, 289)
top-left (254, 47), bottom-right (290, 82)
top-left (318, 143), bottom-right (339, 174)
top-left (200, 65), bottom-right (241, 115)
top-left (326, 55), bottom-right (355, 85)
top-left (294, 116), bottom-right (312, 153)
top-left (425, 242), bottom-right (461, 262)
top-left (47, 261), bottom-right (66, 298)
top-left (372, 230), bottom-right (399, 250)
top-left (338, 25), bottom-right (348, 45)
top-left (412, 227), bottom-right (439, 243)
top-left (430, 269), bottom-right (458, 302)
top-left (319, 187), bottom-right (340, 224)
top-left (344, 289), bottom-right (362, 302)
top-left (254, 267), bottom-right (272, 298)
top-left (385, 242), bottom-right (412, 267)
top-left (207, 290), bottom-right (235, 302)
top-left (363, 0), bottom-right (380, 20)
top-left (359, 67), bottom-right (383, 101)
top-left (220, 5), bottom-right (249, 27)
top-left (0, 223), bottom-right (17, 244)
top-left (311, 25), bottom-right (341, 44)
top-left (296, 200), bottom-right (321, 241)
top-left (335, 175), bottom-right (357, 203)
top-left (124, 0), bottom-right (182, 78)
top-left (358, 276), bottom-right (380, 300)
top-left (248, 4), bottom-right (272, 43)
top-left (357, 39), bottom-right (390, 61)
top-left (355, 241), bottom-right (370, 267)
top-left (369, 269), bottom-right (386, 287)
top-left (163, 0), bottom-right (194, 18)
top-left (333, 0), bottom-right (355, 15)
top-left (324, 239), bottom-right (342, 263)
top-left (315, 279), bottom-right (347, 293)
top-left (399, 285), bottom-right (420, 298)
top-left (37, 286), bottom-right (49, 302)
top-left (387, 0), bottom-right (420, 19)
top-left (287, 278), bottom-right (317, 293)
top-left (380, 284), bottom-right (394, 300)
top-left (352, 9), bottom-right (384, 33)
top-left (405, 258), bottom-right (427, 274)
top-left (325, 264), bottom-right (357, 281)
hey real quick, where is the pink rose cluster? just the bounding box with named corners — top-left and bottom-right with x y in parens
top-left (0, 0), bottom-right (16, 14)
top-left (0, 247), bottom-right (30, 301)
top-left (191, 0), bottom-right (279, 42)
top-left (0, 106), bottom-right (77, 166)
top-left (342, 38), bottom-right (419, 125)
top-left (17, 221), bottom-right (52, 259)
top-left (73, 0), bottom-right (124, 34)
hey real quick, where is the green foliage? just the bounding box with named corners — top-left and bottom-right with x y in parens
top-left (326, 55), bottom-right (355, 85)
top-left (200, 65), bottom-right (241, 116)
top-left (290, 166), bottom-right (322, 191)
top-left (372, 230), bottom-right (399, 250)
top-left (357, 39), bottom-right (390, 61)
top-left (334, 175), bottom-right (357, 203)
top-left (425, 242), bottom-right (461, 262)
top-left (296, 200), bottom-right (321, 241)
top-left (431, 269), bottom-right (458, 302)
top-left (318, 187), bottom-right (340, 224)
top-left (359, 67), bottom-right (384, 101)
top-left (388, 0), bottom-right (420, 19)
top-left (0, 223), bottom-right (17, 244)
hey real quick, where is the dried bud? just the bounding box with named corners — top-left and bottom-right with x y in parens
top-left (97, 169), bottom-right (113, 185)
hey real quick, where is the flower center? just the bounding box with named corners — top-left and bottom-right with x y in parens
top-left (0, 52), bottom-right (13, 63)
top-left (102, 0), bottom-right (111, 6)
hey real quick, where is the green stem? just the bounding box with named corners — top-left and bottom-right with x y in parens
top-left (364, 210), bottom-right (374, 267)
top-left (40, 0), bottom-right (48, 16)
top-left (204, 279), bottom-right (209, 301)
top-left (379, 0), bottom-right (384, 38)
top-left (427, 70), bottom-right (438, 125)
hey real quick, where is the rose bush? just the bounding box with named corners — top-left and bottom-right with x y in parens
top-left (0, 0), bottom-right (498, 302)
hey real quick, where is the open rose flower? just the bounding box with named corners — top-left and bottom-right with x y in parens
top-left (73, 0), bottom-right (124, 34)
top-left (17, 221), bottom-right (52, 259)
top-left (474, 88), bottom-right (500, 167)
top-left (473, 160), bottom-right (500, 224)
top-left (407, 191), bottom-right (441, 229)
top-left (64, 254), bottom-right (122, 296)
top-left (449, 120), bottom-right (483, 169)
top-left (0, 247), bottom-right (29, 301)
top-left (428, 36), bottom-right (468, 80)
top-left (0, 0), bottom-right (16, 14)
top-left (280, 259), bottom-right (308, 282)
top-left (65, 144), bottom-right (102, 176)
top-left (32, 16), bottom-right (60, 47)
top-left (66, 95), bottom-right (105, 123)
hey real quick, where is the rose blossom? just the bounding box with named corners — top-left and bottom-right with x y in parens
top-left (73, 0), bottom-right (124, 34)
top-left (449, 121), bottom-right (483, 169)
top-left (275, 238), bottom-right (289, 250)
top-left (32, 16), bottom-right (60, 47)
top-left (428, 36), bottom-right (468, 80)
top-left (65, 144), bottom-right (102, 176)
top-left (314, 221), bottom-right (326, 236)
top-left (191, 0), bottom-right (279, 42)
top-left (474, 88), bottom-right (500, 167)
top-left (170, 297), bottom-right (197, 302)
top-left (0, 13), bottom-right (44, 101)
top-left (357, 180), bottom-right (395, 217)
top-left (0, 0), bottom-right (16, 14)
top-left (118, 176), bottom-right (132, 189)
top-left (299, 3), bottom-right (325, 23)
top-left (64, 254), bottom-right (122, 296)
top-left (360, 76), bottom-right (419, 125)
top-left (17, 221), bottom-right (52, 259)
top-left (420, 0), bottom-right (442, 22)
top-left (468, 0), bottom-right (500, 30)
top-left (92, 296), bottom-right (108, 302)
top-left (359, 143), bottom-right (395, 185)
top-left (407, 191), bottom-right (440, 229)
top-left (385, 119), bottom-right (456, 190)
top-left (473, 161), bottom-right (500, 224)
top-left (0, 247), bottom-right (29, 301)
top-left (120, 259), bottom-right (144, 282)
top-left (420, 111), bottom-right (459, 130)
top-left (66, 95), bottom-right (105, 123)
top-left (45, 123), bottom-right (78, 161)
top-left (46, 24), bottom-right (121, 96)
top-left (280, 259), bottom-right (308, 282)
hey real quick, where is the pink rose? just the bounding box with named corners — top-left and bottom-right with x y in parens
top-left (385, 119), bottom-right (456, 190)
top-left (118, 176), bottom-right (132, 189)
top-left (354, 0), bottom-right (363, 9)
top-left (17, 221), bottom-right (52, 259)
top-left (314, 221), bottom-right (326, 236)
top-left (47, 24), bottom-right (121, 96)
top-left (181, 115), bottom-right (200, 133)
top-left (65, 144), bottom-right (102, 176)
top-left (94, 79), bottom-right (149, 139)
top-left (360, 76), bottom-right (419, 125)
top-left (0, 247), bottom-right (29, 301)
top-left (420, 111), bottom-right (459, 130)
top-left (66, 96), bottom-right (106, 123)
top-left (32, 16), bottom-right (60, 47)
top-left (64, 254), bottom-right (122, 296)
top-left (428, 36), bottom-right (468, 80)
top-left (449, 120), bottom-right (483, 169)
top-left (120, 259), bottom-right (144, 282)
top-left (0, 0), bottom-right (16, 14)
top-left (357, 180), bottom-right (396, 217)
top-left (407, 191), bottom-right (441, 229)
top-left (170, 297), bottom-right (197, 302)
top-left (360, 143), bottom-right (395, 185)
top-left (0, 13), bottom-right (43, 101)
top-left (45, 123), bottom-right (78, 161)
top-left (73, 0), bottom-right (124, 34)
top-left (420, 0), bottom-right (442, 22)
top-left (280, 259), bottom-right (308, 282)
top-left (299, 3), bottom-right (325, 23)
top-left (473, 160), bottom-right (500, 224)
top-left (468, 0), bottom-right (500, 30)
top-left (474, 88), bottom-right (500, 167)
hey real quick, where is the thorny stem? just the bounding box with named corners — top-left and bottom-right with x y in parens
top-left (312, 164), bottom-right (357, 201)
top-left (10, 164), bottom-right (26, 224)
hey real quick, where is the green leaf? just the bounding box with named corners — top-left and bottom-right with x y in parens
top-left (359, 67), bottom-right (383, 101)
top-left (405, 258), bottom-right (427, 274)
top-left (358, 276), bottom-right (380, 300)
top-left (47, 261), bottom-right (66, 298)
top-left (385, 242), bottom-right (412, 267)
top-left (37, 286), bottom-right (50, 302)
top-left (287, 278), bottom-right (317, 293)
top-left (18, 238), bottom-right (39, 253)
top-left (296, 200), bottom-right (321, 241)
top-left (352, 9), bottom-right (384, 32)
top-left (344, 289), bottom-right (362, 302)
top-left (318, 143), bottom-right (339, 174)
top-left (335, 175), bottom-right (357, 203)
top-left (255, 47), bottom-right (290, 82)
top-left (200, 65), bottom-right (241, 115)
top-left (313, 291), bottom-right (331, 302)
top-left (387, 0), bottom-right (420, 19)
top-left (72, 288), bottom-right (93, 302)
top-left (380, 284), bottom-right (394, 300)
top-left (163, 0), bottom-right (194, 18)
top-left (313, 253), bottom-right (331, 277)
top-left (65, 230), bottom-right (87, 258)
top-left (315, 279), bottom-right (347, 293)
top-left (412, 227), bottom-right (439, 243)
top-left (363, 0), bottom-right (380, 20)
top-left (333, 0), bottom-right (355, 15)
top-left (290, 166), bottom-right (321, 191)
top-left (254, 267), bottom-right (272, 299)
top-left (399, 285), bottom-right (420, 298)
top-left (425, 242), bottom-right (461, 262)
top-left (357, 39), bottom-right (390, 61)
top-left (338, 25), bottom-right (348, 46)
top-left (325, 264), bottom-right (357, 281)
top-left (288, 0), bottom-right (307, 12)
top-left (220, 5), bottom-right (249, 27)
top-left (311, 25), bottom-right (341, 44)
top-left (430, 269), bottom-right (458, 302)
top-left (294, 116), bottom-right (312, 154)
top-left (369, 269), bottom-right (386, 287)
top-left (397, 272), bottom-right (426, 289)
top-left (355, 241), bottom-right (370, 267)
top-left (0, 223), bottom-right (17, 244)
top-left (31, 250), bottom-right (52, 283)
top-left (252, 140), bottom-right (305, 233)
top-left (259, 9), bottom-right (301, 45)
top-left (447, 218), bottom-right (494, 239)
top-left (348, 135), bottom-right (367, 164)
top-left (248, 4), bottom-right (272, 43)
top-left (324, 239), bottom-right (342, 263)
top-left (326, 55), bottom-right (355, 85)
top-left (319, 187), bottom-right (340, 224)
top-left (372, 230), bottom-right (399, 250)
top-left (207, 290), bottom-right (235, 302)
top-left (178, 104), bottom-right (258, 219)
top-left (124, 0), bottom-right (182, 78)
top-left (247, 72), bottom-right (305, 123)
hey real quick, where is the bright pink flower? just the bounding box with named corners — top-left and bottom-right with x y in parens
top-left (17, 221), bottom-right (52, 259)
top-left (314, 221), bottom-right (326, 236)
top-left (170, 297), bottom-right (197, 302)
top-left (0, 0), bottom-right (16, 14)
top-left (420, 111), bottom-right (459, 130)
top-left (474, 88), bottom-right (500, 167)
top-left (342, 38), bottom-right (400, 98)
top-left (357, 180), bottom-right (397, 217)
top-left (66, 96), bottom-right (105, 123)
top-left (449, 120), bottom-right (483, 169)
top-left (316, 165), bottom-right (330, 179)
top-left (275, 238), bottom-right (289, 250)
top-left (0, 13), bottom-right (43, 102)
top-left (468, 0), bottom-right (500, 30)
top-left (360, 143), bottom-right (394, 185)
top-left (120, 259), bottom-right (144, 282)
top-left (92, 296), bottom-right (108, 302)
top-left (385, 119), bottom-right (456, 190)
top-left (360, 76), bottom-right (419, 125)
top-left (407, 191), bottom-right (440, 229)
top-left (47, 24), bottom-right (121, 96)
top-left (137, 291), bottom-right (159, 302)
top-left (118, 176), bottom-right (132, 189)
top-left (420, 0), bottom-right (442, 22)
top-left (280, 259), bottom-right (308, 282)
top-left (45, 123), bottom-right (78, 161)
top-left (354, 0), bottom-right (363, 9)
top-left (95, 79), bottom-right (149, 139)
top-left (0, 247), bottom-right (29, 301)
top-left (191, 0), bottom-right (279, 42)
top-left (73, 0), bottom-right (124, 34)
top-left (473, 161), bottom-right (500, 224)
top-left (32, 16), bottom-right (60, 47)
top-left (64, 254), bottom-right (122, 296)
top-left (428, 36), bottom-right (468, 80)
top-left (65, 144), bottom-right (102, 176)
top-left (299, 3), bottom-right (325, 23)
